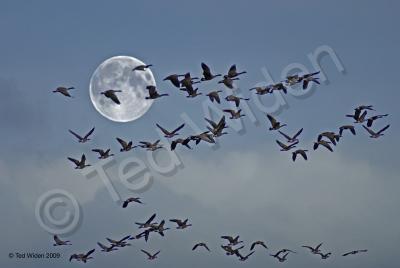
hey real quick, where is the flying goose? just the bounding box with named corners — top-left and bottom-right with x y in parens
top-left (317, 252), bottom-right (332, 259)
top-left (318, 132), bottom-right (340, 145)
top-left (68, 154), bottom-right (90, 169)
top-left (278, 128), bottom-right (303, 143)
top-left (366, 114), bottom-right (389, 127)
top-left (302, 243), bottom-right (323, 254)
top-left (135, 213), bottom-right (157, 229)
top-left (218, 76), bottom-right (239, 89)
top-left (163, 74), bottom-right (184, 88)
top-left (206, 90), bottom-right (223, 103)
top-left (221, 235), bottom-right (243, 246)
top-left (156, 123), bottom-right (185, 138)
top-left (145, 85), bottom-right (169, 99)
top-left (221, 245), bottom-right (244, 256)
top-left (205, 116), bottom-right (228, 137)
top-left (154, 220), bottom-right (170, 236)
top-left (355, 105), bottom-right (374, 112)
top-left (346, 110), bottom-right (367, 123)
top-left (249, 86), bottom-right (272, 95)
top-left (190, 131), bottom-right (215, 144)
top-left (285, 74), bottom-right (303, 86)
top-left (201, 62), bottom-right (221, 81)
top-left (292, 149), bottom-right (308, 161)
top-left (362, 124), bottom-right (390, 138)
top-left (132, 64), bottom-right (152, 71)
top-left (301, 71), bottom-right (320, 89)
top-left (266, 114), bottom-right (287, 130)
top-left (342, 249), bottom-right (368, 256)
top-left (192, 243), bottom-right (210, 251)
top-left (313, 140), bottom-right (333, 152)
top-left (181, 87), bottom-right (202, 98)
top-left (238, 251), bottom-right (255, 261)
top-left (276, 140), bottom-right (298, 151)
top-left (169, 219), bottom-right (192, 229)
top-left (92, 148), bottom-right (114, 159)
top-left (97, 242), bottom-right (118, 252)
top-left (225, 95), bottom-right (250, 107)
top-left (227, 64), bottom-right (247, 78)
top-left (68, 127), bottom-right (95, 143)
top-left (141, 249), bottom-right (160, 260)
top-left (171, 137), bottom-right (192, 150)
top-left (180, 72), bottom-right (200, 89)
top-left (106, 235), bottom-right (131, 248)
top-left (271, 249), bottom-right (297, 257)
top-left (223, 109), bottom-right (245, 119)
top-left (250, 241), bottom-right (268, 250)
top-left (69, 249), bottom-right (95, 263)
top-left (116, 137), bottom-right (137, 152)
top-left (339, 125), bottom-right (356, 136)
top-left (53, 86), bottom-right (75, 97)
top-left (122, 197), bottom-right (143, 208)
top-left (275, 252), bottom-right (290, 262)
top-left (271, 82), bottom-right (287, 94)
top-left (101, 89), bottom-right (122, 105)
top-left (53, 235), bottom-right (71, 246)
top-left (139, 140), bottom-right (163, 151)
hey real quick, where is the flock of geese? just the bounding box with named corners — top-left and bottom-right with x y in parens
top-left (52, 61), bottom-right (388, 263)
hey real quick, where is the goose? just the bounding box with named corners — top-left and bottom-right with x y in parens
top-left (139, 140), bottom-right (163, 151)
top-left (69, 249), bottom-right (95, 263)
top-left (132, 64), bottom-right (152, 71)
top-left (68, 154), bottom-right (90, 169)
top-left (275, 252), bottom-right (290, 262)
top-left (218, 76), bottom-right (239, 89)
top-left (250, 241), bottom-right (268, 250)
top-left (271, 249), bottom-right (297, 257)
top-left (346, 110), bottom-right (367, 123)
top-left (171, 137), bottom-right (192, 150)
top-left (206, 90), bottom-right (223, 103)
top-left (221, 245), bottom-right (244, 256)
top-left (271, 82), bottom-right (287, 94)
top-left (106, 235), bottom-right (131, 248)
top-left (221, 235), bottom-right (243, 246)
top-left (53, 235), bottom-right (71, 246)
top-left (227, 64), bottom-right (247, 78)
top-left (163, 74), bottom-right (184, 88)
top-left (339, 125), bottom-right (356, 136)
top-left (266, 114), bottom-right (286, 130)
top-left (156, 123), bottom-right (185, 138)
top-left (249, 86), bottom-right (272, 95)
top-left (92, 148), bottom-right (114, 159)
top-left (190, 131), bottom-right (215, 144)
top-left (192, 243), bottom-right (210, 251)
top-left (276, 140), bottom-right (298, 151)
top-left (116, 137), bottom-right (137, 152)
top-left (154, 220), bottom-right (170, 236)
top-left (342, 249), bottom-right (368, 256)
top-left (362, 124), bottom-right (390, 138)
top-left (135, 213), bottom-right (157, 229)
top-left (169, 219), bottom-right (192, 229)
top-left (285, 74), bottom-right (303, 86)
top-left (317, 132), bottom-right (340, 145)
top-left (145, 85), bottom-right (169, 99)
top-left (68, 127), bottom-right (95, 143)
top-left (122, 197), bottom-right (143, 208)
top-left (317, 252), bottom-right (332, 259)
top-left (205, 116), bottom-right (228, 137)
top-left (238, 251), bottom-right (255, 261)
top-left (225, 95), bottom-right (250, 107)
top-left (180, 72), bottom-right (200, 89)
top-left (301, 71), bottom-right (320, 89)
top-left (53, 86), bottom-right (75, 97)
top-left (313, 140), bottom-right (333, 152)
top-left (292, 149), bottom-right (308, 161)
top-left (366, 114), bottom-right (389, 127)
top-left (278, 128), bottom-right (303, 143)
top-left (100, 89), bottom-right (122, 105)
top-left (201, 62), bottom-right (221, 81)
top-left (223, 109), bottom-right (245, 119)
top-left (355, 105), bottom-right (374, 112)
top-left (181, 87), bottom-right (202, 98)
top-left (141, 249), bottom-right (160, 260)
top-left (97, 242), bottom-right (118, 252)
top-left (302, 243), bottom-right (323, 254)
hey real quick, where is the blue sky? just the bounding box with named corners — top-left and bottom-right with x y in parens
top-left (0, 1), bottom-right (399, 267)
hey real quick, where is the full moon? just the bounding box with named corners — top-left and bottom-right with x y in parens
top-left (89, 56), bottom-right (155, 122)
